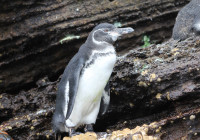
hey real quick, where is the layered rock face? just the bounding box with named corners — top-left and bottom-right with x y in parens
top-left (0, 0), bottom-right (189, 93)
top-left (2, 0), bottom-right (200, 140)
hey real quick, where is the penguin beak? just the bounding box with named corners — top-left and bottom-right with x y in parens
top-left (110, 27), bottom-right (134, 37)
top-left (115, 27), bottom-right (134, 35)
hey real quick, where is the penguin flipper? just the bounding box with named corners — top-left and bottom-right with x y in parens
top-left (65, 57), bottom-right (85, 120)
top-left (99, 83), bottom-right (110, 116)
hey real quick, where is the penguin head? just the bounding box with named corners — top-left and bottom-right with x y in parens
top-left (90, 23), bottom-right (134, 45)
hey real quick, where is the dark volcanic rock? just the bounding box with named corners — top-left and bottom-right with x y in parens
top-left (1, 37), bottom-right (200, 140)
top-left (64, 112), bottom-right (200, 140)
top-left (0, 0), bottom-right (190, 93)
top-left (0, 77), bottom-right (57, 139)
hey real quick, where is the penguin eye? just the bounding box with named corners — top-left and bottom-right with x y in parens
top-left (103, 29), bottom-right (109, 33)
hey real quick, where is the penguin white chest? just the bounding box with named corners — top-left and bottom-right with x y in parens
top-left (80, 53), bottom-right (116, 99)
top-left (67, 52), bottom-right (116, 127)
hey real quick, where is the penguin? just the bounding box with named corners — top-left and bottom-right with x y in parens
top-left (52, 23), bottom-right (134, 139)
top-left (172, 0), bottom-right (200, 40)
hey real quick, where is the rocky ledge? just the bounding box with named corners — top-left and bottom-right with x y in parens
top-left (1, 37), bottom-right (200, 139)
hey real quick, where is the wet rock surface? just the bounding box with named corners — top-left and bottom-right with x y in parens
top-left (1, 37), bottom-right (200, 139)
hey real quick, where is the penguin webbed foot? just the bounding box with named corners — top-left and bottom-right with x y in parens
top-left (84, 124), bottom-right (94, 132)
top-left (69, 128), bottom-right (82, 137)
top-left (55, 132), bottom-right (62, 140)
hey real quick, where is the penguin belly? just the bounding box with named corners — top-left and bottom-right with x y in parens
top-left (66, 53), bottom-right (116, 127)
